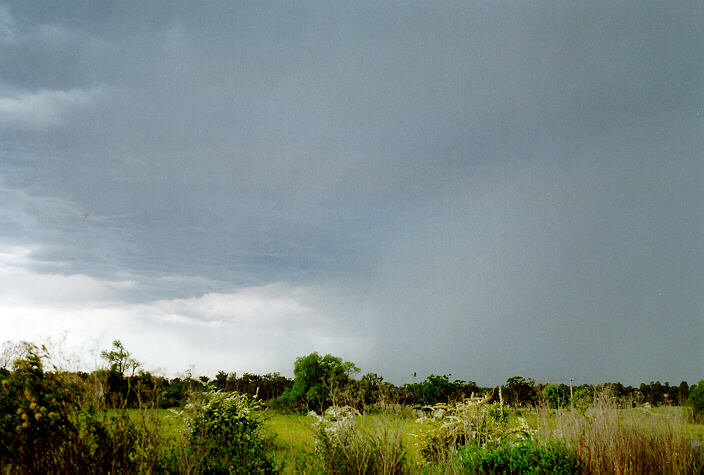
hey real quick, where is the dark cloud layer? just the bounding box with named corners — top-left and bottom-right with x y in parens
top-left (1, 1), bottom-right (702, 384)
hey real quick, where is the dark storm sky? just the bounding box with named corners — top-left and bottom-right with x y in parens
top-left (1, 1), bottom-right (702, 384)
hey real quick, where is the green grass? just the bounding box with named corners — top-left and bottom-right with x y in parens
top-left (108, 405), bottom-right (704, 444)
top-left (530, 405), bottom-right (704, 440)
top-left (265, 414), bottom-right (315, 453)
top-left (104, 408), bottom-right (186, 437)
top-left (263, 412), bottom-right (426, 460)
top-left (100, 405), bottom-right (704, 472)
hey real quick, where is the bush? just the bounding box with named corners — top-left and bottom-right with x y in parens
top-left (80, 408), bottom-right (166, 473)
top-left (184, 389), bottom-right (276, 473)
top-left (570, 388), bottom-right (593, 414)
top-left (457, 440), bottom-right (581, 474)
top-left (687, 380), bottom-right (704, 422)
top-left (0, 343), bottom-right (164, 472)
top-left (542, 384), bottom-right (570, 409)
top-left (415, 395), bottom-right (533, 463)
top-left (0, 343), bottom-right (82, 471)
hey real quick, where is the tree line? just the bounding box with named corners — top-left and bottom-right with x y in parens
top-left (1, 340), bottom-right (697, 412)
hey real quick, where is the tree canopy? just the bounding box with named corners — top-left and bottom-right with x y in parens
top-left (276, 352), bottom-right (359, 412)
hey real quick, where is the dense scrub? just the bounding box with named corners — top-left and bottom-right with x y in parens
top-left (0, 340), bottom-right (702, 473)
top-left (181, 390), bottom-right (275, 473)
top-left (0, 343), bottom-right (275, 473)
top-left (0, 343), bottom-right (165, 472)
top-left (457, 440), bottom-right (581, 474)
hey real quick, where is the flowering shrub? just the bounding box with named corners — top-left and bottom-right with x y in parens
top-left (0, 343), bottom-right (81, 471)
top-left (414, 394), bottom-right (535, 463)
top-left (0, 343), bottom-right (164, 472)
top-left (184, 389), bottom-right (275, 473)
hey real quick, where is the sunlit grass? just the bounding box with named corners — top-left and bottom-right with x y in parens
top-left (104, 408), bottom-right (186, 438)
top-left (263, 411), bottom-right (427, 470)
top-left (98, 404), bottom-right (704, 473)
top-left (266, 413), bottom-right (315, 451)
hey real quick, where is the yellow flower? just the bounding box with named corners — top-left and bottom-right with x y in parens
top-left (21, 413), bottom-right (29, 421)
top-left (29, 402), bottom-right (37, 410)
top-left (21, 421), bottom-right (29, 428)
top-left (34, 413), bottom-right (42, 421)
top-left (1, 380), bottom-right (8, 387)
top-left (16, 408), bottom-right (23, 415)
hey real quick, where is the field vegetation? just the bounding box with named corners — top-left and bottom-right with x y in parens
top-left (1, 340), bottom-right (702, 473)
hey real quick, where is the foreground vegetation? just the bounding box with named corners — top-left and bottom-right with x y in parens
top-left (1, 340), bottom-right (703, 473)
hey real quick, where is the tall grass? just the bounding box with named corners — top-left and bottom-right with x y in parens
top-left (310, 405), bottom-right (410, 474)
top-left (537, 391), bottom-right (704, 474)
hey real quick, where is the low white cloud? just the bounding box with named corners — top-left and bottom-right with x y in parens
top-left (152, 285), bottom-right (311, 324)
top-left (0, 246), bottom-right (133, 305)
top-left (0, 87), bottom-right (101, 130)
top-left (0, 245), bottom-right (374, 377)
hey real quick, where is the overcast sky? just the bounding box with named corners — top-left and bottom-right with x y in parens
top-left (1, 1), bottom-right (702, 385)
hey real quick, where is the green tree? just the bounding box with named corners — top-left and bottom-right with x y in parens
top-left (100, 340), bottom-right (140, 408)
top-left (214, 370), bottom-right (229, 390)
top-left (100, 340), bottom-right (139, 377)
top-left (359, 372), bottom-right (385, 406)
top-left (687, 380), bottom-right (704, 422)
top-left (504, 376), bottom-right (537, 407)
top-left (678, 381), bottom-right (690, 405)
top-left (159, 377), bottom-right (189, 408)
top-left (277, 352), bottom-right (359, 412)
top-left (543, 384), bottom-right (570, 409)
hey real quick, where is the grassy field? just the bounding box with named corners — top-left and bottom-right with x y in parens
top-left (266, 414), bottom-right (315, 457)
top-left (113, 406), bottom-right (704, 443)
top-left (112, 404), bottom-right (704, 467)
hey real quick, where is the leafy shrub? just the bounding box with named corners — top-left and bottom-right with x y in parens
top-left (184, 389), bottom-right (276, 473)
top-left (310, 405), bottom-right (408, 474)
top-left (0, 343), bottom-right (164, 472)
top-left (457, 440), bottom-right (581, 474)
top-left (687, 380), bottom-right (704, 422)
top-left (542, 384), bottom-right (570, 409)
top-left (0, 343), bottom-right (81, 471)
top-left (570, 388), bottom-right (593, 414)
top-left (415, 394), bottom-right (534, 463)
top-left (80, 408), bottom-right (166, 473)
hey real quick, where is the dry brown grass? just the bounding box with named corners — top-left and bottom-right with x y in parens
top-left (536, 391), bottom-right (704, 474)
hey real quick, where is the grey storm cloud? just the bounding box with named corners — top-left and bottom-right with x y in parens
top-left (0, 1), bottom-right (702, 384)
